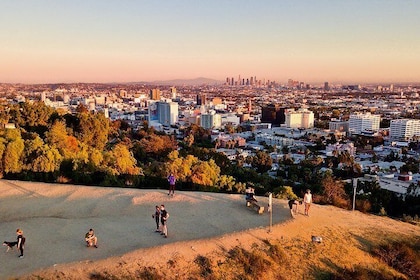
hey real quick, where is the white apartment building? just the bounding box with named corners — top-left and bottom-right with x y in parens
top-left (255, 133), bottom-right (295, 147)
top-left (348, 112), bottom-right (380, 134)
top-left (390, 119), bottom-right (420, 141)
top-left (285, 108), bottom-right (314, 129)
top-left (158, 101), bottom-right (179, 126)
top-left (201, 111), bottom-right (222, 129)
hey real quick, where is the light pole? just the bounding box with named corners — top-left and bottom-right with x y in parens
top-left (352, 178), bottom-right (357, 211)
top-left (268, 192), bottom-right (272, 232)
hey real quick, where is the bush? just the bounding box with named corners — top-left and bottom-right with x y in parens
top-left (273, 186), bottom-right (298, 200)
top-left (373, 241), bottom-right (420, 280)
top-left (355, 199), bottom-right (371, 213)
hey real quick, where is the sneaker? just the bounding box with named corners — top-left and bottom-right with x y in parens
top-left (19, 255), bottom-right (24, 258)
top-left (94, 245), bottom-right (98, 248)
top-left (164, 235), bottom-right (168, 238)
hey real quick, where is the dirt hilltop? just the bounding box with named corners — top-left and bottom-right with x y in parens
top-left (0, 180), bottom-right (418, 279)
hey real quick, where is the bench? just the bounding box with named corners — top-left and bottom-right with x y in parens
top-left (246, 199), bottom-right (265, 214)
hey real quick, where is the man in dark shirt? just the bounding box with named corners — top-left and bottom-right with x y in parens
top-left (16, 229), bottom-right (25, 258)
top-left (160, 205), bottom-right (169, 238)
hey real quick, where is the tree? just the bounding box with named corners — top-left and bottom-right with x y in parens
top-left (250, 151), bottom-right (273, 173)
top-left (103, 143), bottom-right (142, 175)
top-left (190, 159), bottom-right (220, 186)
top-left (24, 138), bottom-right (62, 172)
top-left (3, 135), bottom-right (24, 173)
top-left (135, 134), bottom-right (177, 161)
top-left (76, 111), bottom-right (109, 151)
top-left (319, 172), bottom-right (349, 208)
top-left (45, 120), bottom-right (80, 159)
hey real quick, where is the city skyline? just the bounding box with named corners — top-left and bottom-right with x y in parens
top-left (1, 0), bottom-right (419, 84)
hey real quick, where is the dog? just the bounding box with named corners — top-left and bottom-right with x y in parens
top-left (3, 241), bottom-right (17, 252)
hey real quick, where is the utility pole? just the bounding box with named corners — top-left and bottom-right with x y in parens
top-left (352, 178), bottom-right (357, 211)
top-left (268, 192), bottom-right (273, 232)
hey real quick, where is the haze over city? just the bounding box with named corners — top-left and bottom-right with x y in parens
top-left (1, 0), bottom-right (419, 84)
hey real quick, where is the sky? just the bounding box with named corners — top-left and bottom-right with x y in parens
top-left (1, 0), bottom-right (419, 84)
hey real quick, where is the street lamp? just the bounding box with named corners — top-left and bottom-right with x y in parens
top-left (352, 178), bottom-right (358, 211)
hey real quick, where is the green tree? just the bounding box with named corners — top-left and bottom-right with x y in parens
top-left (76, 111), bottom-right (109, 151)
top-left (250, 151), bottom-right (273, 173)
top-left (24, 137), bottom-right (62, 172)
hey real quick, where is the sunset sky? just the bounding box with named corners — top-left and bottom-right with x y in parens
top-left (1, 0), bottom-right (419, 84)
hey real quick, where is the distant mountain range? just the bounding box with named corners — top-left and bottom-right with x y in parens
top-left (147, 77), bottom-right (223, 86)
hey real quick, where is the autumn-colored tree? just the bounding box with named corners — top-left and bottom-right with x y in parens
top-left (190, 159), bottom-right (220, 186)
top-left (3, 131), bottom-right (24, 173)
top-left (103, 143), bottom-right (142, 175)
top-left (165, 151), bottom-right (221, 186)
top-left (319, 172), bottom-right (349, 208)
top-left (135, 134), bottom-right (177, 161)
top-left (45, 120), bottom-right (80, 159)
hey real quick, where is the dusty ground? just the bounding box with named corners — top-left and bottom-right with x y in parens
top-left (0, 179), bottom-right (418, 279)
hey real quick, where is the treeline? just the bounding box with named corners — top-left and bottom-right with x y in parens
top-left (0, 101), bottom-right (280, 194)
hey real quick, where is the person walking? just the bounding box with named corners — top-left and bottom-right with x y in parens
top-left (152, 205), bottom-right (161, 232)
top-left (159, 204), bottom-right (169, 238)
top-left (16, 229), bottom-right (25, 258)
top-left (304, 189), bottom-right (312, 216)
top-left (167, 173), bottom-right (176, 196)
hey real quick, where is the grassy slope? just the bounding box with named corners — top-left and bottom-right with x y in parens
top-left (21, 204), bottom-right (419, 280)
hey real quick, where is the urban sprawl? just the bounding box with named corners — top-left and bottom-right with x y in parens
top-left (1, 77), bottom-right (420, 197)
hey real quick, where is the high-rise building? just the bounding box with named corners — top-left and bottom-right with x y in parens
top-left (170, 87), bottom-right (177, 99)
top-left (261, 104), bottom-right (285, 125)
top-left (390, 119), bottom-right (420, 141)
top-left (150, 89), bottom-right (161, 100)
top-left (324, 82), bottom-right (330, 91)
top-left (158, 101), bottom-right (179, 126)
top-left (197, 94), bottom-right (207, 106)
top-left (348, 112), bottom-right (380, 134)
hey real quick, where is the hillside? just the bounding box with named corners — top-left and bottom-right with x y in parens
top-left (0, 180), bottom-right (418, 280)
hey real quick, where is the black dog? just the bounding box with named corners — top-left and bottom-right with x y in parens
top-left (3, 241), bottom-right (17, 252)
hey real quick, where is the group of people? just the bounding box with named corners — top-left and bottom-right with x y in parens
top-left (152, 204), bottom-right (170, 238)
top-left (288, 189), bottom-right (313, 218)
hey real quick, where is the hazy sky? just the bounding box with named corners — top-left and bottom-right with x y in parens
top-left (1, 0), bottom-right (419, 84)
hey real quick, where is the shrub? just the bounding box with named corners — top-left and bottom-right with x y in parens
top-left (194, 255), bottom-right (213, 277)
top-left (373, 241), bottom-right (420, 280)
top-left (355, 199), bottom-right (371, 213)
top-left (273, 186), bottom-right (298, 200)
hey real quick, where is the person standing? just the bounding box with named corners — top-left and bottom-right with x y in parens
top-left (160, 204), bottom-right (169, 238)
top-left (16, 229), bottom-right (25, 258)
top-left (304, 189), bottom-right (312, 216)
top-left (152, 205), bottom-right (161, 232)
top-left (167, 173), bottom-right (176, 196)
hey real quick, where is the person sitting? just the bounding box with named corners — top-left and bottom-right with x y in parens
top-left (85, 228), bottom-right (98, 248)
top-left (245, 187), bottom-right (257, 202)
